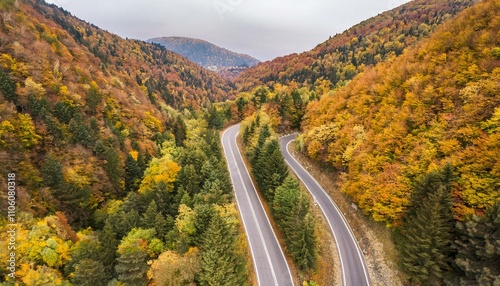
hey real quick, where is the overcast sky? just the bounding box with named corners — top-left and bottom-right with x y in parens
top-left (45, 0), bottom-right (410, 61)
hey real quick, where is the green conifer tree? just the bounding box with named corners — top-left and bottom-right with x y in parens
top-left (125, 154), bottom-right (142, 192)
top-left (255, 139), bottom-right (289, 200)
top-left (251, 124), bottom-right (270, 166)
top-left (273, 177), bottom-right (316, 270)
top-left (198, 213), bottom-right (246, 286)
top-left (396, 165), bottom-right (456, 285)
top-left (141, 200), bottom-right (159, 229)
top-left (454, 205), bottom-right (500, 285)
top-left (99, 221), bottom-right (119, 276)
top-left (115, 240), bottom-right (149, 286)
top-left (291, 213), bottom-right (317, 271)
top-left (72, 259), bottom-right (108, 286)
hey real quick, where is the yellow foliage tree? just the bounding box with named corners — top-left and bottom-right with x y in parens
top-left (149, 247), bottom-right (201, 286)
top-left (17, 113), bottom-right (42, 149)
top-left (138, 155), bottom-right (180, 193)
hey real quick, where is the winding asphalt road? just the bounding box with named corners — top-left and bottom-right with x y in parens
top-left (280, 134), bottom-right (371, 286)
top-left (222, 124), bottom-right (294, 286)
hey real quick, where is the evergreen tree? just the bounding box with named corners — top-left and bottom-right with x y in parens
top-left (104, 147), bottom-right (124, 192)
top-left (177, 164), bottom-right (201, 194)
top-left (125, 154), bottom-right (142, 192)
top-left (254, 139), bottom-right (289, 200)
top-left (54, 183), bottom-right (91, 227)
top-left (204, 128), bottom-right (223, 159)
top-left (200, 156), bottom-right (232, 201)
top-left (207, 105), bottom-right (224, 129)
top-left (242, 125), bottom-right (251, 144)
top-left (0, 68), bottom-right (16, 102)
top-left (68, 116), bottom-right (93, 147)
top-left (154, 212), bottom-right (169, 239)
top-left (173, 115), bottom-right (187, 147)
top-left (64, 235), bottom-right (101, 276)
top-left (290, 89), bottom-right (305, 129)
top-left (193, 204), bottom-right (216, 245)
top-left (291, 213), bottom-right (317, 271)
top-left (251, 124), bottom-right (270, 166)
top-left (454, 205), bottom-right (500, 285)
top-left (106, 209), bottom-right (140, 239)
top-left (140, 200), bottom-right (159, 229)
top-left (115, 240), bottom-right (149, 286)
top-left (198, 213), bottom-right (246, 286)
top-left (99, 221), bottom-right (119, 276)
top-left (273, 177), bottom-right (317, 270)
top-left (41, 154), bottom-right (64, 189)
top-left (72, 259), bottom-right (108, 286)
top-left (396, 165), bottom-right (456, 285)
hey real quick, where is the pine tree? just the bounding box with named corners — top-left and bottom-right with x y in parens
top-left (198, 213), bottom-right (246, 286)
top-left (251, 124), bottom-right (270, 166)
top-left (154, 212), bottom-right (169, 239)
top-left (0, 68), bottom-right (16, 102)
top-left (173, 115), bottom-right (187, 147)
top-left (207, 105), bottom-right (224, 129)
top-left (64, 235), bottom-right (101, 276)
top-left (193, 204), bottom-right (216, 245)
top-left (242, 125), bottom-right (251, 144)
top-left (41, 154), bottom-right (64, 189)
top-left (178, 164), bottom-right (201, 194)
top-left (72, 259), bottom-right (108, 286)
top-left (454, 205), bottom-right (500, 285)
top-left (398, 188), bottom-right (454, 285)
top-left (104, 147), bottom-right (124, 192)
top-left (254, 139), bottom-right (289, 200)
top-left (140, 200), bottom-right (159, 229)
top-left (396, 165), bottom-right (456, 285)
top-left (291, 213), bottom-right (317, 271)
top-left (115, 240), bottom-right (149, 286)
top-left (99, 221), bottom-right (119, 276)
top-left (273, 177), bottom-right (316, 270)
top-left (140, 200), bottom-right (169, 239)
top-left (125, 154), bottom-right (142, 192)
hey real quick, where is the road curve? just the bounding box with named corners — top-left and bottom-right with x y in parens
top-left (280, 134), bottom-right (371, 286)
top-left (222, 124), bottom-right (294, 286)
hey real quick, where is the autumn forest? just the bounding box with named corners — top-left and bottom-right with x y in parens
top-left (0, 0), bottom-right (499, 285)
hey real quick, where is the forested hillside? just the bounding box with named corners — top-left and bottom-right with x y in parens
top-left (235, 0), bottom-right (475, 91)
top-left (299, 0), bottom-right (499, 284)
top-left (0, 0), bottom-right (248, 284)
top-left (0, 0), bottom-right (232, 220)
top-left (301, 0), bottom-right (499, 224)
top-left (1, 0), bottom-right (498, 284)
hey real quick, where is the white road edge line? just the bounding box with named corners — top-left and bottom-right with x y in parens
top-left (221, 127), bottom-right (263, 286)
top-left (284, 136), bottom-right (371, 286)
top-left (283, 139), bottom-right (346, 286)
top-left (231, 129), bottom-right (295, 286)
top-left (222, 126), bottom-right (295, 286)
top-left (226, 128), bottom-right (279, 286)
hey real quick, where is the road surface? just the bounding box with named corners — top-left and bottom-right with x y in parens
top-left (222, 125), bottom-right (294, 286)
top-left (280, 134), bottom-right (371, 286)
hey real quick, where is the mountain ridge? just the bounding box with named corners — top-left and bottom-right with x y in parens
top-left (148, 36), bottom-right (260, 79)
top-left (235, 0), bottom-right (477, 91)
